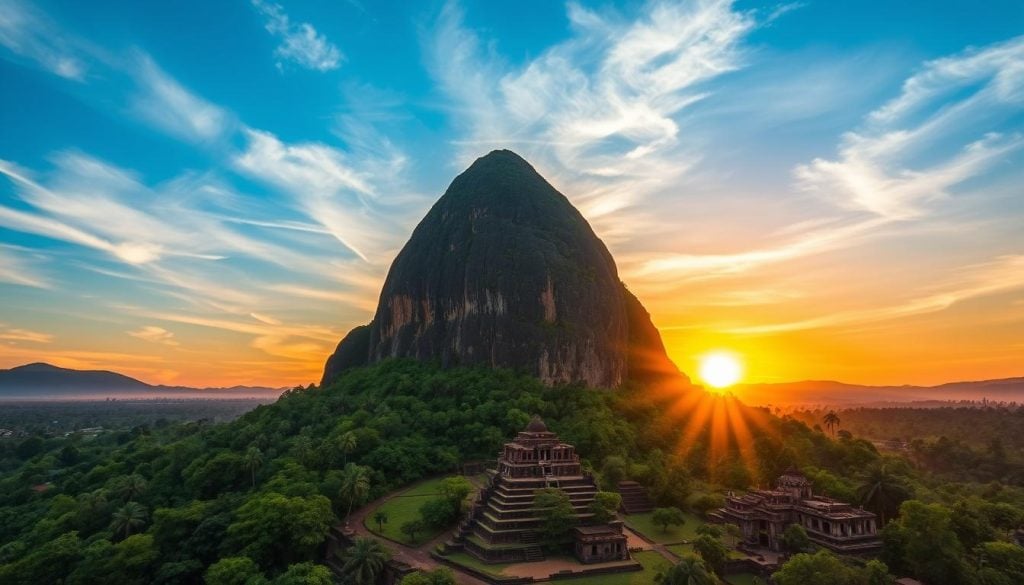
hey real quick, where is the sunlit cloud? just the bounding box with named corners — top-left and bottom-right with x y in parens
top-left (128, 325), bottom-right (179, 346)
top-left (251, 0), bottom-right (342, 72)
top-left (723, 255), bottom-right (1024, 335)
top-left (0, 324), bottom-right (52, 343)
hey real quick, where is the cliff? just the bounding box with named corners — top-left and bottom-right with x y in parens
top-left (322, 150), bottom-right (687, 388)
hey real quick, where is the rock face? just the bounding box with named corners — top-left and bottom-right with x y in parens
top-left (322, 150), bottom-right (687, 388)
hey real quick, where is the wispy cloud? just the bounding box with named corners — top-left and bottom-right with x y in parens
top-left (724, 255), bottom-right (1024, 334)
top-left (797, 36), bottom-right (1024, 220)
top-left (131, 54), bottom-right (232, 142)
top-left (0, 244), bottom-right (50, 288)
top-left (0, 0), bottom-right (88, 80)
top-left (0, 323), bottom-right (52, 343)
top-left (251, 0), bottom-right (342, 72)
top-left (429, 0), bottom-right (754, 226)
top-left (128, 325), bottom-right (179, 346)
top-left (233, 127), bottom-right (415, 262)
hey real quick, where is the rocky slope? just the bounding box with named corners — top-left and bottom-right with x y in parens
top-left (322, 150), bottom-right (687, 388)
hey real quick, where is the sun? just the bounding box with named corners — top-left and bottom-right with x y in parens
top-left (699, 352), bottom-right (743, 389)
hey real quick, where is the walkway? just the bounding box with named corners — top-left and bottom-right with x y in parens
top-left (339, 476), bottom-right (489, 585)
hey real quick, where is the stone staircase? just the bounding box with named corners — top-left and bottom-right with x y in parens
top-left (617, 481), bottom-right (654, 514)
top-left (523, 546), bottom-right (545, 562)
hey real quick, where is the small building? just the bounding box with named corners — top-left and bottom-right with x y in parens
top-left (573, 524), bottom-right (629, 564)
top-left (711, 467), bottom-right (882, 554)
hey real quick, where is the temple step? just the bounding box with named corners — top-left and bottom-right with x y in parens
top-left (617, 481), bottom-right (654, 514)
top-left (523, 546), bottom-right (545, 561)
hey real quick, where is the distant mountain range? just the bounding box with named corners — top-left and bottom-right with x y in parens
top-left (733, 377), bottom-right (1024, 407)
top-left (0, 363), bottom-right (286, 400)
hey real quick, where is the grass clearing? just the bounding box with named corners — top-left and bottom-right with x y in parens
top-left (363, 477), bottom-right (451, 545)
top-left (623, 511), bottom-right (706, 544)
top-left (667, 543), bottom-right (747, 560)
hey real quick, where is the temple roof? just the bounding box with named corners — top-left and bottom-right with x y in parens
top-left (526, 415), bottom-right (548, 433)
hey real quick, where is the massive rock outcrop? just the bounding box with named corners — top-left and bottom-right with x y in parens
top-left (322, 150), bottom-right (687, 388)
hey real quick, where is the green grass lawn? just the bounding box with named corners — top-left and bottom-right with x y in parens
top-left (556, 551), bottom-right (672, 585)
top-left (623, 511), bottom-right (706, 544)
top-left (363, 477), bottom-right (450, 545)
top-left (667, 543), bottom-right (747, 560)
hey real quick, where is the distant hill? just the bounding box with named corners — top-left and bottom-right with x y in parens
top-left (733, 377), bottom-right (1024, 407)
top-left (0, 363), bottom-right (285, 400)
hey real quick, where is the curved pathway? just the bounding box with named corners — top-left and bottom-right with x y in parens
top-left (340, 476), bottom-right (489, 585)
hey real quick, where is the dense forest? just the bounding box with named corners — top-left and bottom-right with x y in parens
top-left (1, 360), bottom-right (1022, 584)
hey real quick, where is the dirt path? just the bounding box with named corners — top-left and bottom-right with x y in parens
top-left (338, 476), bottom-right (489, 585)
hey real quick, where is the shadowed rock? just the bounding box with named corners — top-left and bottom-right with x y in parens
top-left (322, 150), bottom-right (688, 388)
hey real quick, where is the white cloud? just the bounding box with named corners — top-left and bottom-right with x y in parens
top-left (128, 325), bottom-right (179, 346)
top-left (131, 54), bottom-right (231, 142)
top-left (427, 0), bottom-right (756, 245)
top-left (0, 0), bottom-right (87, 80)
top-left (233, 127), bottom-right (413, 262)
top-left (870, 36), bottom-right (1024, 125)
top-left (251, 0), bottom-right (342, 72)
top-left (798, 36), bottom-right (1024, 220)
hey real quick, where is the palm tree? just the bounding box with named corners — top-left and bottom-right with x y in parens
top-left (658, 555), bottom-right (716, 585)
top-left (856, 463), bottom-right (912, 525)
top-left (113, 474), bottom-right (147, 502)
top-left (243, 446), bottom-right (263, 487)
top-left (340, 463), bottom-right (371, 522)
top-left (372, 510), bottom-right (388, 533)
top-left (110, 501), bottom-right (148, 539)
top-left (339, 431), bottom-right (358, 465)
top-left (823, 411), bottom-right (841, 437)
top-left (338, 536), bottom-right (390, 585)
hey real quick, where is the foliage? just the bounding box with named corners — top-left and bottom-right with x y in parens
top-left (691, 533), bottom-right (728, 575)
top-left (337, 536), bottom-right (389, 585)
top-left (780, 524), bottom-right (811, 553)
top-left (657, 554), bottom-right (716, 585)
top-left (205, 556), bottom-right (266, 585)
top-left (856, 463), bottom-right (912, 524)
top-left (225, 492), bottom-right (334, 571)
top-left (372, 510), bottom-right (388, 532)
top-left (774, 550), bottom-right (895, 585)
top-left (400, 568), bottom-right (457, 585)
top-left (1, 360), bottom-right (1022, 582)
top-left (401, 519), bottom-right (425, 542)
top-left (534, 487), bottom-right (576, 549)
top-left (589, 491), bottom-right (622, 524)
top-left (652, 506), bottom-right (686, 532)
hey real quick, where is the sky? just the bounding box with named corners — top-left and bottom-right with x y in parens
top-left (1, 0), bottom-right (1022, 388)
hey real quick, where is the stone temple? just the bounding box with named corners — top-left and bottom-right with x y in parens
top-left (447, 416), bottom-right (629, 564)
top-left (711, 467), bottom-right (882, 554)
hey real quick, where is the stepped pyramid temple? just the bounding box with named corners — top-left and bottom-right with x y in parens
top-left (711, 467), bottom-right (882, 554)
top-left (448, 417), bottom-right (630, 564)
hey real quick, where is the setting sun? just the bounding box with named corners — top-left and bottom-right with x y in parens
top-left (699, 352), bottom-right (743, 389)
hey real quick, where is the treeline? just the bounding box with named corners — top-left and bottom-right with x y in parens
top-left (0, 360), bottom-right (1021, 584)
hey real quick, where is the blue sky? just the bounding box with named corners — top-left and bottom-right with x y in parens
top-left (1, 0), bottom-right (1022, 387)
